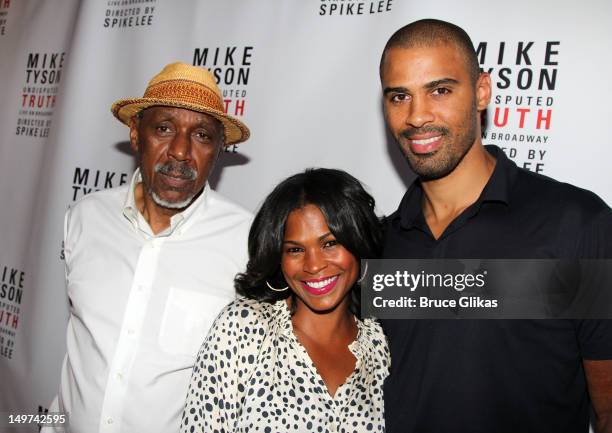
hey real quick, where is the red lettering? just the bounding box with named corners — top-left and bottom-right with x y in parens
top-left (0, 311), bottom-right (10, 326)
top-left (517, 108), bottom-right (530, 128)
top-left (234, 99), bottom-right (245, 116)
top-left (536, 109), bottom-right (552, 129)
top-left (493, 106), bottom-right (509, 127)
top-left (21, 94), bottom-right (57, 108)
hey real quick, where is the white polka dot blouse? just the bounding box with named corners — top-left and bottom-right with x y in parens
top-left (181, 297), bottom-right (390, 433)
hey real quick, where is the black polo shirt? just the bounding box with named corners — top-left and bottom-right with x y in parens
top-left (381, 145), bottom-right (612, 433)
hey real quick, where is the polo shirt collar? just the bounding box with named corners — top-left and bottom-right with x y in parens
top-left (478, 145), bottom-right (515, 206)
top-left (122, 168), bottom-right (209, 237)
top-left (397, 145), bottom-right (516, 230)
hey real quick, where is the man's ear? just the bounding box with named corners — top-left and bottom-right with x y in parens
top-left (475, 72), bottom-right (492, 111)
top-left (129, 117), bottom-right (139, 153)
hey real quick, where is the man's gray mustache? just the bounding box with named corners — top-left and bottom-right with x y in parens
top-left (154, 162), bottom-right (197, 180)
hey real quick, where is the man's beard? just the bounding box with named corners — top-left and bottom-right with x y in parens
top-left (149, 161), bottom-right (199, 210)
top-left (150, 191), bottom-right (196, 209)
top-left (398, 116), bottom-right (477, 181)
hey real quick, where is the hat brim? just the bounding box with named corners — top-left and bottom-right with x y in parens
top-left (111, 98), bottom-right (250, 145)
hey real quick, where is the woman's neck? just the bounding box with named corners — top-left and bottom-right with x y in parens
top-left (288, 296), bottom-right (357, 345)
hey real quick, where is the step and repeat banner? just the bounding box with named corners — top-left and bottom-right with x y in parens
top-left (1, 0), bottom-right (611, 430)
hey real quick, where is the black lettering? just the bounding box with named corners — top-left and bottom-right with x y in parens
top-left (212, 67), bottom-right (222, 83)
top-left (104, 172), bottom-right (115, 188)
top-left (497, 68), bottom-right (511, 89)
top-left (517, 68), bottom-right (533, 89)
top-left (497, 42), bottom-right (505, 64)
top-left (8, 269), bottom-right (17, 285)
top-left (72, 185), bottom-right (80, 201)
top-left (49, 53), bottom-right (58, 68)
top-left (242, 46), bottom-right (253, 66)
top-left (538, 68), bottom-right (556, 90)
top-left (476, 42), bottom-right (486, 65)
top-left (27, 53), bottom-right (39, 69)
top-left (516, 42), bottom-right (533, 65)
top-left (224, 68), bottom-right (234, 85)
top-left (544, 42), bottom-right (560, 65)
top-left (73, 167), bottom-right (89, 185)
top-left (224, 47), bottom-right (236, 65)
top-left (237, 68), bottom-right (249, 85)
top-left (193, 48), bottom-right (208, 66)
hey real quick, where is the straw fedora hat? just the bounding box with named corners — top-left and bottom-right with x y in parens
top-left (111, 62), bottom-right (250, 144)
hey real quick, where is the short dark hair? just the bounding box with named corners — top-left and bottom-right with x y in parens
top-left (235, 168), bottom-right (383, 317)
top-left (380, 18), bottom-right (481, 84)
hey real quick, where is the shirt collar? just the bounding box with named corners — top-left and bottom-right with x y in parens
top-left (397, 145), bottom-right (516, 230)
top-left (122, 168), bottom-right (210, 237)
top-left (478, 144), bottom-right (515, 206)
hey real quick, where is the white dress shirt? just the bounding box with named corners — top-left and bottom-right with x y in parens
top-left (47, 169), bottom-right (251, 433)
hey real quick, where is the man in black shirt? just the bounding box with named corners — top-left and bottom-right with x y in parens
top-left (379, 18), bottom-right (612, 433)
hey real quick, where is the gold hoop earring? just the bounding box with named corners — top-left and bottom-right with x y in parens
top-left (357, 262), bottom-right (368, 283)
top-left (266, 280), bottom-right (289, 292)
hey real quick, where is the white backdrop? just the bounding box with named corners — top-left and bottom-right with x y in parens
top-left (1, 0), bottom-right (611, 431)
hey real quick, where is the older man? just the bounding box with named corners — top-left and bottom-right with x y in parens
top-left (46, 63), bottom-right (252, 433)
top-left (379, 19), bottom-right (612, 433)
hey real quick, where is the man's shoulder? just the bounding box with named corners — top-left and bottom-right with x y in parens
top-left (206, 189), bottom-right (253, 223)
top-left (513, 168), bottom-right (610, 217)
top-left (68, 184), bottom-right (129, 219)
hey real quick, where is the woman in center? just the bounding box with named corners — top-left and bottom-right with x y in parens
top-left (181, 168), bottom-right (389, 433)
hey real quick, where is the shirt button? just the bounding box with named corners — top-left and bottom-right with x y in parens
top-left (127, 329), bottom-right (135, 335)
top-left (107, 418), bottom-right (114, 424)
top-left (116, 373), bottom-right (123, 380)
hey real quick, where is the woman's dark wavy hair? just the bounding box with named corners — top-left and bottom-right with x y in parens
top-left (235, 168), bottom-right (383, 317)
